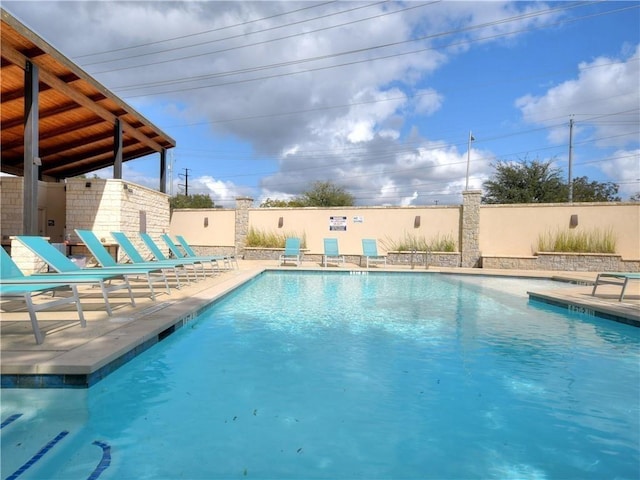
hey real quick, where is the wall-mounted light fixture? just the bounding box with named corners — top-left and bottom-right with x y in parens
top-left (569, 214), bottom-right (578, 228)
top-left (278, 217), bottom-right (284, 228)
top-left (139, 211), bottom-right (147, 233)
top-left (414, 215), bottom-right (421, 228)
top-left (85, 181), bottom-right (91, 188)
top-left (204, 217), bottom-right (209, 228)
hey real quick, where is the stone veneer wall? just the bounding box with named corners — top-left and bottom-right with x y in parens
top-left (482, 254), bottom-right (640, 272)
top-left (0, 177), bottom-right (23, 243)
top-left (243, 248), bottom-right (461, 268)
top-left (387, 252), bottom-right (461, 268)
top-left (65, 178), bottom-right (169, 261)
top-left (234, 197), bottom-right (253, 258)
top-left (7, 179), bottom-right (169, 272)
top-left (460, 190), bottom-right (481, 268)
top-left (8, 241), bottom-right (48, 275)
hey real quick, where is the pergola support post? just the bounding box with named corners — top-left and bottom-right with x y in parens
top-left (23, 60), bottom-right (39, 235)
top-left (113, 118), bottom-right (122, 178)
top-left (160, 148), bottom-right (167, 193)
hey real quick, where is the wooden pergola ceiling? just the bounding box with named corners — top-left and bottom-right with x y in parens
top-left (0, 9), bottom-right (176, 179)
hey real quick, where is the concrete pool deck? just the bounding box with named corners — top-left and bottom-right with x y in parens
top-left (1, 261), bottom-right (638, 387)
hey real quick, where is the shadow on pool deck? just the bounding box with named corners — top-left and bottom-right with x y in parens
top-left (1, 260), bottom-right (638, 387)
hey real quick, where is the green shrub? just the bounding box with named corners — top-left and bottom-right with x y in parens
top-left (536, 227), bottom-right (616, 253)
top-left (246, 227), bottom-right (306, 248)
top-left (382, 232), bottom-right (457, 252)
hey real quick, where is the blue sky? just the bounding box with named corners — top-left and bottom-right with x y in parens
top-left (5, 1), bottom-right (639, 206)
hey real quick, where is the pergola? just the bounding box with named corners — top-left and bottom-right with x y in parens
top-left (0, 9), bottom-right (176, 234)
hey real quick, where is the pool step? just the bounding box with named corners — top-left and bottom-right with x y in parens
top-left (1, 412), bottom-right (112, 480)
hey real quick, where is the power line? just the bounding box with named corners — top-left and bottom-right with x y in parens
top-left (175, 113), bottom-right (637, 180)
top-left (86, 1), bottom-right (410, 68)
top-left (185, 144), bottom-right (639, 196)
top-left (95, 1), bottom-right (437, 76)
top-left (157, 61), bottom-right (636, 129)
top-left (73, 1), bottom-right (339, 59)
top-left (115, 3), bottom-right (635, 98)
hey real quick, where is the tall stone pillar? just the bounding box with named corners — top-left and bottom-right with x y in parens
top-left (234, 197), bottom-right (253, 258)
top-left (461, 190), bottom-right (482, 268)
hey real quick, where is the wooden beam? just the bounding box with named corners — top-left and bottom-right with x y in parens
top-left (43, 144), bottom-right (153, 178)
top-left (2, 117), bottom-right (105, 151)
top-left (1, 42), bottom-right (167, 152)
top-left (2, 98), bottom-right (90, 130)
top-left (41, 138), bottom-right (141, 172)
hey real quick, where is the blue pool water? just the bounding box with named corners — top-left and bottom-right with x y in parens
top-left (2, 272), bottom-right (639, 479)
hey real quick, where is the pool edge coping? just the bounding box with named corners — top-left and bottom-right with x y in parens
top-left (2, 267), bottom-right (636, 388)
top-left (1, 268), bottom-right (266, 388)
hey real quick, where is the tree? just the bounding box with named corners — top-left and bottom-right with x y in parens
top-left (482, 159), bottom-right (621, 204)
top-left (170, 193), bottom-right (214, 210)
top-left (260, 197), bottom-right (307, 208)
top-left (300, 181), bottom-right (355, 207)
top-left (570, 176), bottom-right (621, 202)
top-left (630, 192), bottom-right (640, 202)
top-left (259, 181), bottom-right (355, 207)
top-left (482, 159), bottom-right (565, 204)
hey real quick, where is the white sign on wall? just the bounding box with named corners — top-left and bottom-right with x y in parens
top-left (329, 216), bottom-right (347, 231)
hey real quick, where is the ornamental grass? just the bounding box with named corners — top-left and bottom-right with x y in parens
top-left (536, 227), bottom-right (616, 254)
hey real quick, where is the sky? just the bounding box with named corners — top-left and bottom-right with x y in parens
top-left (4, 0), bottom-right (639, 206)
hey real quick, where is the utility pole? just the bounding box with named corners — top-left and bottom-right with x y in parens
top-left (568, 116), bottom-right (574, 202)
top-left (178, 168), bottom-right (190, 195)
top-left (168, 150), bottom-right (174, 196)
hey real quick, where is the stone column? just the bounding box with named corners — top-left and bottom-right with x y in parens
top-left (461, 190), bottom-right (482, 268)
top-left (234, 197), bottom-right (253, 259)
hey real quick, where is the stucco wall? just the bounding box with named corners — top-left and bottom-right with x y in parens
top-left (169, 208), bottom-right (236, 247)
top-left (479, 203), bottom-right (640, 259)
top-left (170, 205), bottom-right (462, 256)
top-left (170, 199), bottom-right (639, 263)
top-left (247, 206), bottom-right (461, 255)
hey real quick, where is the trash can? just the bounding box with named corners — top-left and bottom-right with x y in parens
top-left (69, 255), bottom-right (87, 268)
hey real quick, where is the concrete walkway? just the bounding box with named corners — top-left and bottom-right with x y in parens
top-left (1, 261), bottom-right (638, 387)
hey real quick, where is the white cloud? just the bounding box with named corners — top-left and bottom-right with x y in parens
top-left (413, 88), bottom-right (444, 116)
top-left (6, 1), bottom-right (631, 205)
top-left (400, 191), bottom-right (418, 207)
top-left (516, 44), bottom-right (640, 146)
top-left (598, 148), bottom-right (640, 198)
top-left (190, 175), bottom-right (242, 208)
top-left (514, 44), bottom-right (640, 198)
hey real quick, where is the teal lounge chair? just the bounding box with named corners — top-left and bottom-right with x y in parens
top-left (175, 234), bottom-right (238, 270)
top-left (161, 234), bottom-right (220, 275)
top-left (139, 233), bottom-right (206, 279)
top-left (361, 239), bottom-right (386, 268)
top-left (75, 229), bottom-right (172, 299)
top-left (323, 238), bottom-right (345, 267)
top-left (15, 236), bottom-right (138, 314)
top-left (591, 272), bottom-right (640, 302)
top-left (279, 238), bottom-right (301, 266)
top-left (1, 247), bottom-right (86, 344)
top-left (111, 232), bottom-right (195, 284)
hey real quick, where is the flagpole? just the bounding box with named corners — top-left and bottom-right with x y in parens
top-left (465, 130), bottom-right (474, 190)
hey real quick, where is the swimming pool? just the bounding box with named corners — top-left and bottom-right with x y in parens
top-left (2, 272), bottom-right (639, 479)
